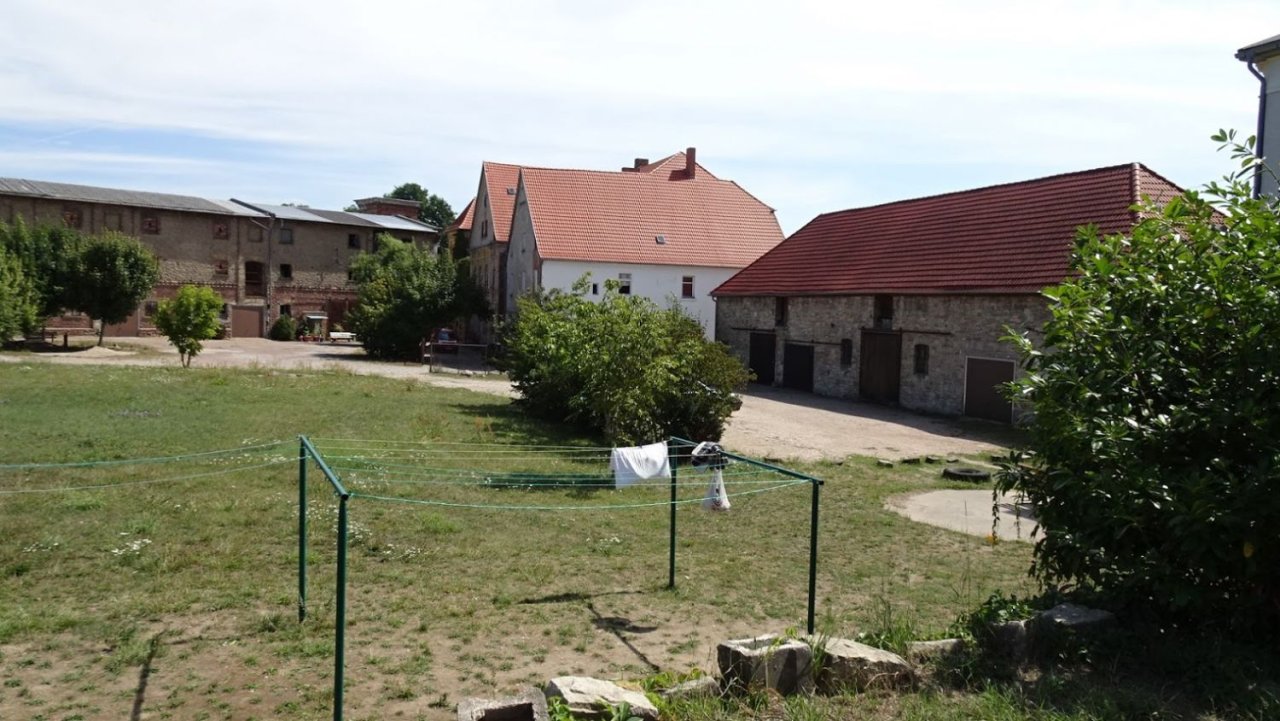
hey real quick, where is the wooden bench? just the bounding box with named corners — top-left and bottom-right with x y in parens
top-left (328, 331), bottom-right (356, 343)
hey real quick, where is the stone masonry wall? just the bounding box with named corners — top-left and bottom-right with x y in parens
top-left (716, 294), bottom-right (1048, 418)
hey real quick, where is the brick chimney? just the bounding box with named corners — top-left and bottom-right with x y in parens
top-left (352, 196), bottom-right (422, 217)
top-left (622, 157), bottom-right (649, 172)
top-left (684, 147), bottom-right (697, 179)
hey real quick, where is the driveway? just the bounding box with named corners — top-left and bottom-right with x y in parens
top-left (2, 337), bottom-right (1011, 460)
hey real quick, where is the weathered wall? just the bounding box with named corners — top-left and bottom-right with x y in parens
top-left (715, 293), bottom-right (1048, 417)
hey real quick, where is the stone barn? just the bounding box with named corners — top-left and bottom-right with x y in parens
top-left (712, 163), bottom-right (1184, 423)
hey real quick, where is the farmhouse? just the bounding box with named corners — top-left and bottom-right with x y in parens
top-left (0, 178), bottom-right (438, 337)
top-left (712, 163), bottom-right (1184, 422)
top-left (460, 149), bottom-right (784, 339)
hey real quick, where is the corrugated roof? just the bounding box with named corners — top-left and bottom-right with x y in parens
top-left (347, 212), bottom-right (437, 232)
top-left (0, 177), bottom-right (262, 216)
top-left (305, 208), bottom-right (382, 227)
top-left (713, 163), bottom-right (1185, 297)
top-left (240, 202), bottom-right (333, 222)
top-left (482, 161), bottom-right (521, 243)
top-left (519, 155), bottom-right (784, 269)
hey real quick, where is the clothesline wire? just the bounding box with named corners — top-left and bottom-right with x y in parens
top-left (0, 440), bottom-right (289, 471)
top-left (348, 479), bottom-right (808, 511)
top-left (0, 459), bottom-right (294, 495)
top-left (326, 455), bottom-right (754, 473)
top-left (331, 464), bottom-right (790, 484)
top-left (332, 471), bottom-right (803, 489)
top-left (308, 438), bottom-right (615, 450)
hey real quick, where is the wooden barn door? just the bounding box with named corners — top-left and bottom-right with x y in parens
top-left (231, 306), bottom-right (264, 338)
top-left (964, 357), bottom-right (1015, 422)
top-left (782, 343), bottom-right (815, 392)
top-left (859, 331), bottom-right (902, 404)
top-left (748, 332), bottom-right (775, 385)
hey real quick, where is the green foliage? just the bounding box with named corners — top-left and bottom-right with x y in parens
top-left (1001, 132), bottom-right (1280, 632)
top-left (0, 218), bottom-right (84, 326)
top-left (0, 243), bottom-right (38, 340)
top-left (346, 235), bottom-right (488, 360)
top-left (268, 314), bottom-right (297, 342)
top-left (152, 285), bottom-right (223, 368)
top-left (504, 278), bottom-right (749, 445)
top-left (70, 231), bottom-right (159, 346)
top-left (387, 182), bottom-right (456, 229)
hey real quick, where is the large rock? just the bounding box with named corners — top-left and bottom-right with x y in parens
top-left (813, 637), bottom-right (914, 692)
top-left (458, 687), bottom-right (548, 721)
top-left (906, 638), bottom-right (965, 663)
top-left (544, 676), bottom-right (658, 721)
top-left (717, 634), bottom-right (814, 695)
top-left (659, 676), bottom-right (720, 702)
top-left (1031, 603), bottom-right (1116, 634)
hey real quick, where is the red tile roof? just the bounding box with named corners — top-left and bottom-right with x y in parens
top-left (713, 163), bottom-right (1184, 297)
top-left (448, 197), bottom-right (474, 232)
top-left (518, 154), bottom-right (783, 268)
top-left (482, 161), bottom-right (522, 243)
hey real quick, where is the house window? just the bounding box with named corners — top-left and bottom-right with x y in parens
top-left (348, 233), bottom-right (361, 249)
top-left (245, 261), bottom-right (265, 296)
top-left (248, 225), bottom-right (264, 242)
top-left (914, 344), bottom-right (930, 375)
top-left (481, 219), bottom-right (489, 238)
top-left (591, 282), bottom-right (599, 295)
top-left (874, 295), bottom-right (893, 330)
top-left (214, 259), bottom-right (229, 276)
top-left (212, 221), bottom-right (230, 239)
top-left (62, 207), bottom-right (83, 229)
top-left (279, 227), bottom-right (294, 244)
top-left (141, 213), bottom-right (160, 234)
top-left (143, 301), bottom-right (159, 319)
top-left (775, 297), bottom-right (788, 326)
top-left (618, 273), bottom-right (632, 295)
top-left (681, 275), bottom-right (695, 299)
top-left (280, 304), bottom-right (292, 319)
top-left (840, 339), bottom-right (853, 367)
top-left (279, 263), bottom-right (293, 279)
top-left (346, 269), bottom-right (355, 281)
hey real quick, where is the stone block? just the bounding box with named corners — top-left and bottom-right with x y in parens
top-left (457, 687), bottom-right (548, 721)
top-left (545, 676), bottom-right (658, 721)
top-left (812, 637), bottom-right (913, 692)
top-left (659, 676), bottom-right (720, 702)
top-left (906, 638), bottom-right (965, 662)
top-left (717, 634), bottom-right (814, 695)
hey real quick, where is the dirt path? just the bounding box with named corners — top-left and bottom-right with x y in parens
top-left (2, 337), bottom-right (1011, 459)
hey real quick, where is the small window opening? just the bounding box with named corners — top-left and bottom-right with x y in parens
top-left (279, 263), bottom-right (293, 279)
top-left (681, 276), bottom-right (695, 299)
top-left (347, 233), bottom-right (361, 249)
top-left (874, 295), bottom-right (893, 330)
top-left (840, 339), bottom-right (853, 367)
top-left (914, 344), bottom-right (930, 375)
top-left (775, 297), bottom-right (788, 326)
top-left (618, 273), bottom-right (632, 295)
top-left (279, 227), bottom-right (294, 244)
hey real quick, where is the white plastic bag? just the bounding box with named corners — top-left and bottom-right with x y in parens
top-left (703, 468), bottom-right (730, 512)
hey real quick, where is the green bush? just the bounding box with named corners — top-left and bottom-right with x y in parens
top-left (346, 234), bottom-right (487, 359)
top-left (0, 243), bottom-right (38, 341)
top-left (1001, 132), bottom-right (1280, 632)
top-left (268, 314), bottom-right (296, 342)
top-left (504, 278), bottom-right (749, 445)
top-left (153, 285), bottom-right (223, 368)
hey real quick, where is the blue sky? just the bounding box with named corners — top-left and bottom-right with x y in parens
top-left (1, 0), bottom-right (1276, 234)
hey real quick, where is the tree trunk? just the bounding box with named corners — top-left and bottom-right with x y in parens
top-left (97, 320), bottom-right (105, 347)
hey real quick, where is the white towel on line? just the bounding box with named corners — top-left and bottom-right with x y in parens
top-left (610, 442), bottom-right (671, 488)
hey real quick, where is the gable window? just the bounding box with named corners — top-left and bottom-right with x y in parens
top-left (775, 297), bottom-right (788, 326)
top-left (481, 219), bottom-right (489, 238)
top-left (279, 227), bottom-right (294, 244)
top-left (141, 213), bottom-right (160, 234)
top-left (245, 261), bottom-right (265, 296)
top-left (840, 338), bottom-right (853, 367)
top-left (279, 263), bottom-right (293, 280)
top-left (212, 221), bottom-right (230, 239)
top-left (618, 273), bottom-right (632, 295)
top-left (681, 275), bottom-right (695, 299)
top-left (348, 233), bottom-right (361, 249)
top-left (914, 344), bottom-right (930, 375)
top-left (62, 207), bottom-right (83, 229)
top-left (874, 294), bottom-right (893, 330)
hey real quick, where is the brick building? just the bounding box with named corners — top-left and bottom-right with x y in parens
top-left (712, 164), bottom-right (1184, 422)
top-left (0, 178), bottom-right (438, 337)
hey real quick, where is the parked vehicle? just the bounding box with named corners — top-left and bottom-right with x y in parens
top-left (431, 328), bottom-right (459, 354)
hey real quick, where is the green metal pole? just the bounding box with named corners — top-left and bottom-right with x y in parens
top-left (298, 439), bottom-right (308, 623)
top-left (668, 439), bottom-right (678, 589)
top-left (334, 494), bottom-right (349, 721)
top-left (807, 479), bottom-right (822, 635)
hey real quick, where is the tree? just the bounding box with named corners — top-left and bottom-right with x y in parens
top-left (504, 278), bottom-right (750, 445)
top-left (0, 218), bottom-right (84, 327)
top-left (0, 243), bottom-right (38, 341)
top-left (152, 285), bottom-right (223, 367)
top-left (387, 183), bottom-right (456, 229)
top-left (999, 132), bottom-right (1280, 632)
top-left (70, 231), bottom-right (159, 346)
top-left (346, 235), bottom-right (487, 359)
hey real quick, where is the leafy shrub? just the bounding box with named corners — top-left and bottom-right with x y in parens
top-left (504, 278), bottom-right (749, 445)
top-left (153, 285), bottom-right (223, 367)
top-left (268, 314), bottom-right (296, 341)
top-left (346, 234), bottom-right (487, 359)
top-left (1001, 132), bottom-right (1280, 633)
top-left (0, 243), bottom-right (38, 341)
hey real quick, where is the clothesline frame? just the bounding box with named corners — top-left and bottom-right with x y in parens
top-left (296, 435), bottom-right (823, 721)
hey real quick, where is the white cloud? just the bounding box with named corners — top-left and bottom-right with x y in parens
top-left (0, 0), bottom-right (1275, 232)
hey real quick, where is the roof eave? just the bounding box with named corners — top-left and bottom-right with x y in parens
top-left (1237, 33), bottom-right (1280, 62)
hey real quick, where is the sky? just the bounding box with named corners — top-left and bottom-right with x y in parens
top-left (1, 1), bottom-right (1276, 235)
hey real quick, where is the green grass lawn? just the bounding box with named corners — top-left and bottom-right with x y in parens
top-left (0, 362), bottom-right (1269, 721)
